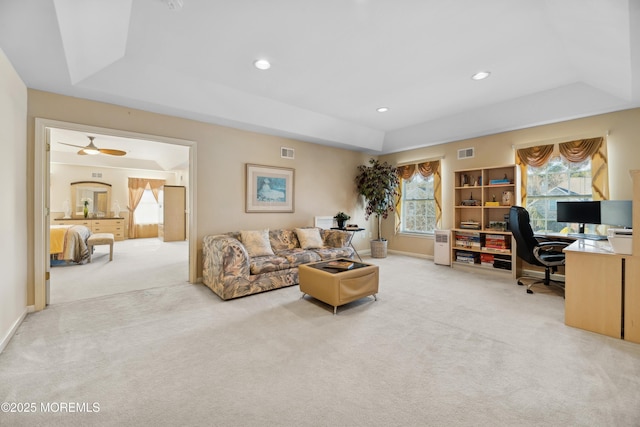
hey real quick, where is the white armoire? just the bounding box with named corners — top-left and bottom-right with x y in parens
top-left (158, 185), bottom-right (186, 242)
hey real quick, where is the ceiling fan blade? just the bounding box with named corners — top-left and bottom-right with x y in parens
top-left (98, 148), bottom-right (127, 156)
top-left (59, 141), bottom-right (88, 149)
top-left (60, 137), bottom-right (126, 156)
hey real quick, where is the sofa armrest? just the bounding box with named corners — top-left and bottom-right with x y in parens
top-left (202, 234), bottom-right (251, 287)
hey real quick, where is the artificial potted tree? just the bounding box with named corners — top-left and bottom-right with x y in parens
top-left (355, 159), bottom-right (400, 258)
top-left (333, 212), bottom-right (351, 229)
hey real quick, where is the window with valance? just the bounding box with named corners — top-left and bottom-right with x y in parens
top-left (127, 178), bottom-right (166, 238)
top-left (515, 137), bottom-right (608, 233)
top-left (395, 160), bottom-right (442, 234)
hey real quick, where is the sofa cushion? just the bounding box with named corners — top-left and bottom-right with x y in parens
top-left (321, 229), bottom-right (350, 247)
top-left (295, 228), bottom-right (324, 249)
top-left (240, 229), bottom-right (275, 257)
top-left (313, 247), bottom-right (356, 260)
top-left (249, 255), bottom-right (291, 275)
top-left (276, 248), bottom-right (321, 266)
top-left (269, 229), bottom-right (301, 251)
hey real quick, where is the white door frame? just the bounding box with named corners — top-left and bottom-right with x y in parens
top-left (34, 118), bottom-right (198, 311)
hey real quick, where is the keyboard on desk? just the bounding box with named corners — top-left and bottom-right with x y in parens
top-left (568, 233), bottom-right (608, 241)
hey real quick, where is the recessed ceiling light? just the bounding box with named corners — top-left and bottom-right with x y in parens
top-left (376, 107), bottom-right (389, 113)
top-left (471, 71), bottom-right (491, 80)
top-left (254, 59), bottom-right (271, 70)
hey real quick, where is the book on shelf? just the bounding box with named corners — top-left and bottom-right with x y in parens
top-left (484, 234), bottom-right (511, 251)
top-left (493, 259), bottom-right (512, 270)
top-left (489, 179), bottom-right (511, 185)
top-left (456, 251), bottom-right (479, 264)
top-left (485, 242), bottom-right (510, 250)
top-left (457, 241), bottom-right (481, 248)
top-left (459, 221), bottom-right (481, 230)
top-left (480, 253), bottom-right (495, 266)
top-left (325, 260), bottom-right (354, 270)
top-left (455, 231), bottom-right (481, 248)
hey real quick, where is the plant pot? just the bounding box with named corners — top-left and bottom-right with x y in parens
top-left (336, 219), bottom-right (346, 229)
top-left (370, 239), bottom-right (387, 258)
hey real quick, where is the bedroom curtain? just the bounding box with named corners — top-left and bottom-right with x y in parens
top-left (147, 179), bottom-right (165, 202)
top-left (395, 160), bottom-right (441, 233)
top-left (128, 178), bottom-right (166, 238)
top-left (515, 137), bottom-right (608, 205)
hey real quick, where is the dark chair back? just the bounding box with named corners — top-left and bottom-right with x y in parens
top-left (509, 206), bottom-right (542, 266)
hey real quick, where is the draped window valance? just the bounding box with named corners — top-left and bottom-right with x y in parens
top-left (515, 144), bottom-right (555, 167)
top-left (395, 160), bottom-right (442, 233)
top-left (516, 136), bottom-right (608, 204)
top-left (397, 161), bottom-right (440, 180)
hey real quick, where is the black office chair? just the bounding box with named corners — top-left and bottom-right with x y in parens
top-left (509, 206), bottom-right (569, 294)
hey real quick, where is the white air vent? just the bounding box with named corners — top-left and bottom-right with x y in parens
top-left (281, 147), bottom-right (295, 159)
top-left (92, 172), bottom-right (102, 178)
top-left (435, 232), bottom-right (448, 243)
top-left (457, 147), bottom-right (475, 160)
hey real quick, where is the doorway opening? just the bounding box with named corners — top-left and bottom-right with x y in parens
top-left (35, 119), bottom-right (197, 310)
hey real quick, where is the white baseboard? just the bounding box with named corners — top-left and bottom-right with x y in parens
top-left (357, 249), bottom-right (433, 260)
top-left (0, 307), bottom-right (28, 354)
top-left (387, 249), bottom-right (433, 260)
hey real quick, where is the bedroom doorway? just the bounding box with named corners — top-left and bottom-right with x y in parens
top-left (34, 118), bottom-right (197, 310)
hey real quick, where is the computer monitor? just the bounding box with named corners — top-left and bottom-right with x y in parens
top-left (556, 201), bottom-right (601, 234)
top-left (600, 200), bottom-right (633, 228)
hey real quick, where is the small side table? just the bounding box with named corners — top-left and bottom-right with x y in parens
top-left (331, 227), bottom-right (365, 261)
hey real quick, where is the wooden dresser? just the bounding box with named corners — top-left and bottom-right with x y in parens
top-left (53, 218), bottom-right (125, 241)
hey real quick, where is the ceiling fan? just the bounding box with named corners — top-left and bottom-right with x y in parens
top-left (58, 136), bottom-right (127, 156)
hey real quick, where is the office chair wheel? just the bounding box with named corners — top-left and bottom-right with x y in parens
top-left (517, 280), bottom-right (525, 286)
top-left (526, 289), bottom-right (534, 294)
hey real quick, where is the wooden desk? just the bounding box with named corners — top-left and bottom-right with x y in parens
top-left (564, 240), bottom-right (640, 343)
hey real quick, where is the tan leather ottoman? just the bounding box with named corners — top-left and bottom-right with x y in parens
top-left (299, 259), bottom-right (379, 314)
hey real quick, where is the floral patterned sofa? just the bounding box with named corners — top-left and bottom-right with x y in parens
top-left (202, 227), bottom-right (355, 300)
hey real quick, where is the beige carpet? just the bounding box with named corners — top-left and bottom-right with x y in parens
top-left (2, 254), bottom-right (640, 426)
top-left (50, 238), bottom-right (188, 304)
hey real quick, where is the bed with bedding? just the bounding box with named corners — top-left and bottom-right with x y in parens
top-left (50, 225), bottom-right (91, 264)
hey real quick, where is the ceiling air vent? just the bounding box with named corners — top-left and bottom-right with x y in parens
top-left (281, 147), bottom-right (295, 159)
top-left (92, 172), bottom-right (103, 178)
top-left (457, 147), bottom-right (475, 160)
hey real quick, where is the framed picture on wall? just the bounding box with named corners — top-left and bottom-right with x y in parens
top-left (245, 164), bottom-right (295, 213)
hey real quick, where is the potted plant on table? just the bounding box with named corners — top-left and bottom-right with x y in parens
top-left (333, 212), bottom-right (351, 229)
top-left (354, 158), bottom-right (400, 258)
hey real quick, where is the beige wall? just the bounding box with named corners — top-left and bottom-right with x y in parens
top-left (0, 48), bottom-right (27, 351)
top-left (380, 108), bottom-right (640, 256)
top-left (24, 93), bottom-right (640, 306)
top-left (27, 90), bottom-right (373, 306)
top-left (50, 163), bottom-right (181, 217)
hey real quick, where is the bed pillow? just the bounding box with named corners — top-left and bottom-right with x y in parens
top-left (295, 228), bottom-right (324, 249)
top-left (240, 229), bottom-right (275, 257)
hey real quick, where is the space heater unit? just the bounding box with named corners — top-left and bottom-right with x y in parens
top-left (434, 230), bottom-right (451, 266)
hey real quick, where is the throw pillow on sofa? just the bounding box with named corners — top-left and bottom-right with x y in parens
top-left (295, 228), bottom-right (324, 249)
top-left (240, 229), bottom-right (275, 257)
